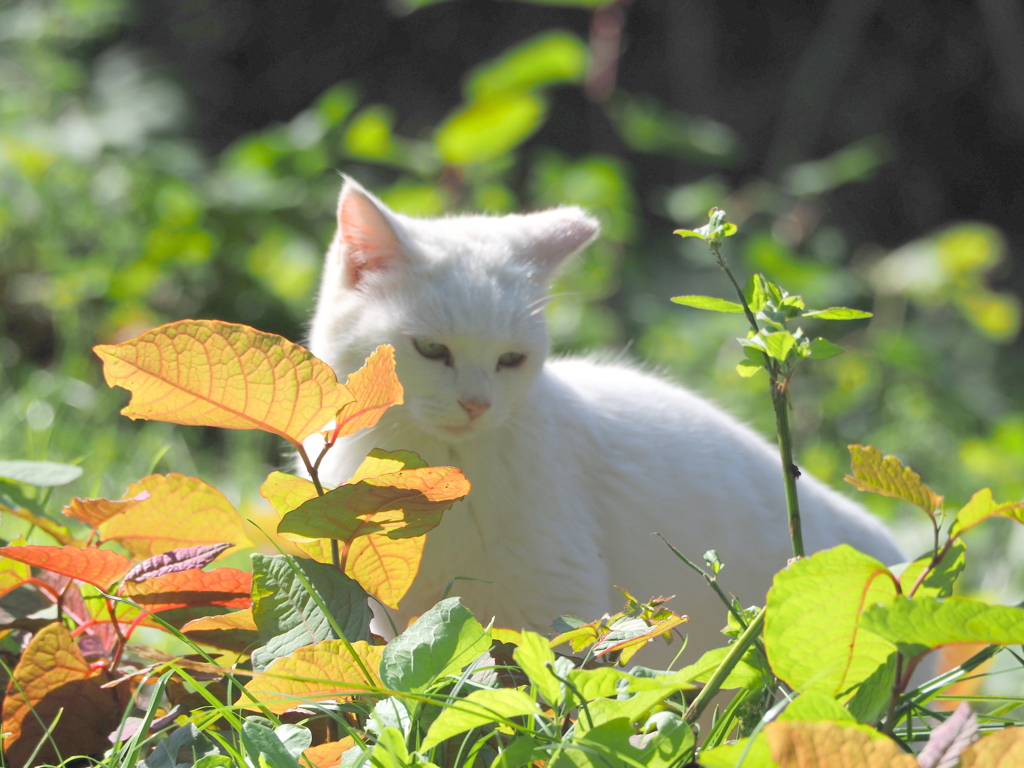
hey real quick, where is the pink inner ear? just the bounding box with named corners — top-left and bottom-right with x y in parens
top-left (339, 191), bottom-right (404, 286)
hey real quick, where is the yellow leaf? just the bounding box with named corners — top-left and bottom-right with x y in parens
top-left (261, 471), bottom-right (319, 517)
top-left (182, 607), bottom-right (257, 633)
top-left (960, 725), bottom-right (1024, 766)
top-left (304, 738), bottom-right (357, 768)
top-left (765, 720), bottom-right (918, 768)
top-left (62, 492), bottom-right (149, 528)
top-left (951, 488), bottom-right (1024, 537)
top-left (241, 639), bottom-right (384, 713)
top-left (330, 345), bottom-right (404, 441)
top-left (100, 473), bottom-right (250, 558)
top-left (345, 533), bottom-right (425, 609)
top-left (94, 319), bottom-right (353, 446)
top-left (845, 444), bottom-right (943, 517)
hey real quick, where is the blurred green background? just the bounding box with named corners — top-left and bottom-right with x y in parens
top-left (2, 0), bottom-right (1023, 605)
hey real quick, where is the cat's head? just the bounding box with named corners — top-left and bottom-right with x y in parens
top-left (311, 177), bottom-right (599, 443)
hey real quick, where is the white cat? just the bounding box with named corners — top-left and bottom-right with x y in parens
top-left (304, 177), bottom-right (904, 667)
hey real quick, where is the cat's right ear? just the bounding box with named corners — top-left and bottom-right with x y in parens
top-left (336, 178), bottom-right (408, 287)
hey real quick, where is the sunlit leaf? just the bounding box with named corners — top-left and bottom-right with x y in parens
top-left (343, 106), bottom-right (396, 160)
top-left (331, 345), bottom-right (404, 441)
top-left (0, 504), bottom-right (76, 545)
top-left (1, 623), bottom-right (119, 768)
top-left (346, 533), bottom-right (425, 610)
top-left (436, 92), bottom-right (546, 165)
top-left (950, 487), bottom-right (1024, 537)
top-left (250, 554), bottom-right (371, 671)
top-left (123, 567), bottom-right (252, 613)
top-left (670, 295), bottom-right (744, 313)
top-left (765, 720), bottom-right (918, 768)
top-left (959, 725), bottom-right (1024, 766)
top-left (101, 473), bottom-right (249, 558)
top-left (845, 444), bottom-right (943, 518)
top-left (513, 631), bottom-right (561, 706)
top-left (465, 31), bottom-right (588, 99)
top-left (261, 471), bottom-right (319, 517)
top-left (898, 540), bottom-right (966, 598)
top-left (277, 465), bottom-right (470, 542)
top-left (0, 539), bottom-right (30, 599)
top-left (0, 544), bottom-right (132, 589)
top-left (124, 542), bottom-right (233, 581)
top-left (0, 460), bottom-right (82, 487)
top-left (801, 307), bottom-right (873, 320)
top-left (862, 596), bottom-right (1024, 658)
top-left (808, 338), bottom-right (844, 359)
top-left (765, 545), bottom-right (898, 699)
top-left (304, 738), bottom-right (356, 768)
top-left (181, 608), bottom-right (259, 654)
top-left (673, 228), bottom-right (707, 241)
top-left (379, 597), bottom-right (491, 693)
top-left (736, 359), bottom-right (764, 377)
top-left (762, 331), bottom-right (797, 361)
top-left (94, 319), bottom-right (354, 445)
top-left (62, 491), bottom-right (150, 528)
top-left (242, 639), bottom-right (383, 713)
top-left (422, 688), bottom-right (540, 750)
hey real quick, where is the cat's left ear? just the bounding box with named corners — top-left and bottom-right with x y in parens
top-left (519, 207), bottom-right (600, 282)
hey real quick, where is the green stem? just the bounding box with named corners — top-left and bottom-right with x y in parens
top-left (684, 607), bottom-right (766, 724)
top-left (772, 385), bottom-right (804, 559)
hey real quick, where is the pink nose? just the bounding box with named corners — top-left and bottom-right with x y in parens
top-left (459, 400), bottom-right (491, 421)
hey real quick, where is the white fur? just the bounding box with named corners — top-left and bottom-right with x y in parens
top-left (304, 178), bottom-right (904, 668)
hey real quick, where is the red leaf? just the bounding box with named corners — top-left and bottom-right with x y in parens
top-left (122, 568), bottom-right (252, 613)
top-left (0, 545), bottom-right (132, 590)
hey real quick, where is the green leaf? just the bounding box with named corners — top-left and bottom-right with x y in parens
top-left (672, 228), bottom-right (707, 242)
top-left (379, 597), bottom-right (491, 693)
top-left (845, 445), bottom-right (944, 519)
top-left (465, 31), bottom-right (588, 99)
top-left (779, 692), bottom-right (857, 723)
top-left (722, 222), bottom-right (738, 237)
top-left (249, 554), bottom-right (371, 671)
top-left (436, 92), bottom-right (546, 165)
top-left (898, 540), bottom-right (966, 598)
top-left (745, 274), bottom-right (769, 312)
top-left (566, 666), bottom-right (631, 702)
top-left (670, 295), bottom-right (744, 313)
top-left (765, 545), bottom-right (898, 699)
top-left (0, 460), bottom-right (83, 487)
top-left (421, 688), bottom-right (540, 750)
top-left (698, 738), bottom-right (773, 768)
top-left (367, 726), bottom-right (412, 768)
top-left (843, 652), bottom-right (897, 724)
top-left (512, 630), bottom-right (562, 706)
top-left (862, 597), bottom-right (1024, 658)
top-left (801, 307), bottom-right (873, 320)
top-left (736, 358), bottom-right (765, 377)
top-left (240, 721), bottom-right (304, 768)
top-left (762, 331), bottom-right (797, 362)
top-left (807, 338), bottom-right (844, 360)
top-left (950, 487), bottom-right (1024, 537)
top-left (491, 736), bottom-right (539, 768)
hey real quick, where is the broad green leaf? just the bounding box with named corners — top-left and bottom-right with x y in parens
top-left (249, 554), bottom-right (371, 671)
top-left (801, 307), bottom-right (873, 320)
top-left (898, 540), bottom-right (966, 598)
top-left (277, 465), bottom-right (470, 542)
top-left (765, 720), bottom-right (917, 768)
top-left (379, 597), bottom-right (491, 693)
top-left (566, 666), bottom-right (631, 702)
top-left (585, 690), bottom-right (674, 731)
top-left (670, 295), bottom-right (744, 313)
top-left (959, 725), bottom-right (1024, 766)
top-left (845, 445), bottom-right (943, 518)
top-left (950, 487), bottom-right (1024, 536)
top-left (765, 545), bottom-right (898, 699)
top-left (240, 722), bottom-right (304, 768)
top-left (242, 639), bottom-right (383, 713)
top-left (745, 274), bottom-right (769, 312)
top-left (1, 623), bottom-right (119, 767)
top-left (366, 727), bottom-right (417, 768)
top-left (0, 460), bottom-right (82, 487)
top-left (465, 31), bottom-right (588, 99)
top-left (512, 630), bottom-right (561, 706)
top-left (436, 92), bottom-right (546, 165)
top-left (558, 713), bottom-right (695, 768)
top-left (491, 736), bottom-right (538, 768)
top-left (94, 319), bottom-right (353, 446)
top-left (807, 338), bottom-right (844, 359)
top-left (629, 645), bottom-right (758, 694)
top-left (779, 692), bottom-right (856, 723)
top-left (697, 738), bottom-right (772, 768)
top-left (862, 596), bottom-right (1024, 658)
top-left (762, 331), bottom-right (797, 361)
top-left (421, 689), bottom-right (540, 750)
top-left (843, 652), bottom-right (897, 724)
top-left (0, 544), bottom-right (131, 590)
top-left (101, 473), bottom-right (249, 558)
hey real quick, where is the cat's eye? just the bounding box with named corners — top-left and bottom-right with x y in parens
top-left (497, 351), bottom-right (527, 370)
top-left (414, 338), bottom-right (452, 365)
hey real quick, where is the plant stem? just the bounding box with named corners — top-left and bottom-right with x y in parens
top-left (684, 606), bottom-right (766, 724)
top-left (296, 442), bottom-right (341, 569)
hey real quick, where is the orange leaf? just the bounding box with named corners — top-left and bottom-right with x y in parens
top-left (766, 720), bottom-right (918, 768)
top-left (1, 623), bottom-right (119, 768)
top-left (182, 607), bottom-right (257, 632)
top-left (346, 533), bottom-right (425, 610)
top-left (278, 465), bottom-right (470, 542)
top-left (62, 491), bottom-right (149, 527)
top-left (960, 725), bottom-right (1024, 766)
top-left (331, 345), bottom-right (404, 440)
top-left (94, 319), bottom-right (354, 446)
top-left (100, 473), bottom-right (249, 558)
top-left (180, 608), bottom-right (259, 653)
top-left (241, 639), bottom-right (383, 713)
top-left (0, 545), bottom-right (131, 589)
top-left (122, 567), bottom-right (252, 613)
top-left (305, 738), bottom-right (357, 768)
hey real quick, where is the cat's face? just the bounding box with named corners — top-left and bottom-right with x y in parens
top-left (311, 179), bottom-right (599, 443)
